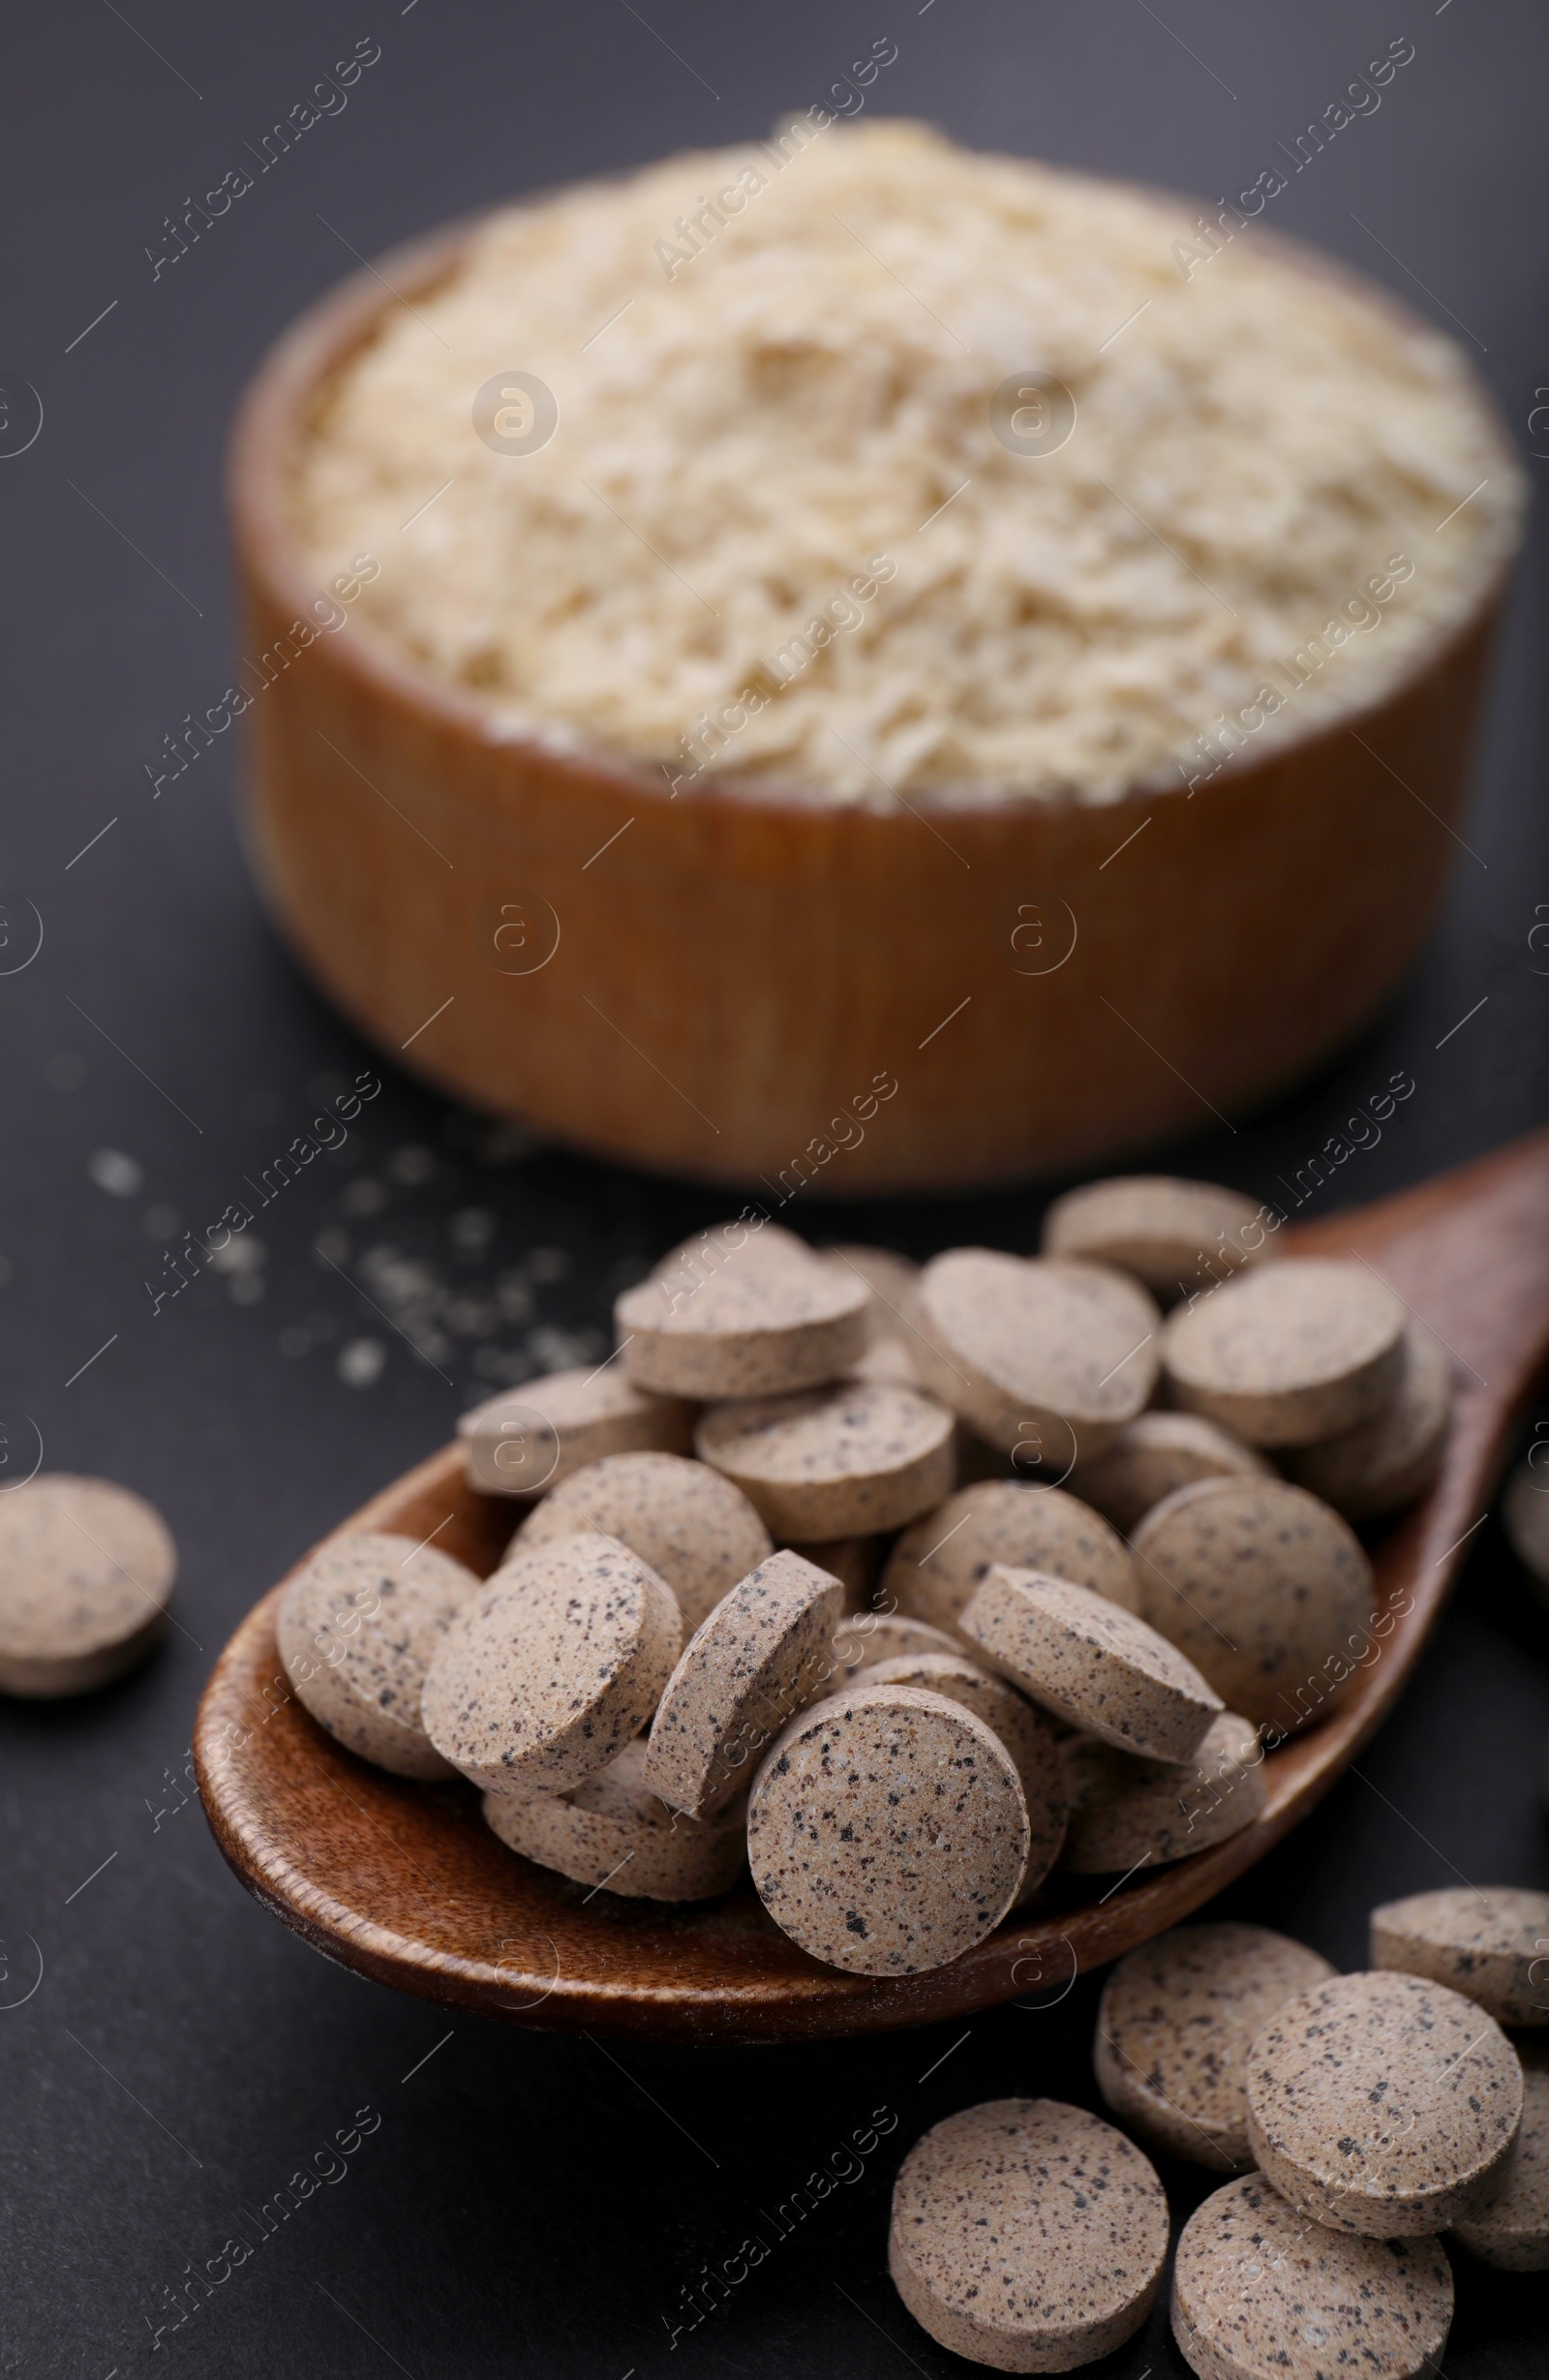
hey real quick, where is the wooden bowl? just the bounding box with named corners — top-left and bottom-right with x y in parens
top-left (194, 1132), bottom-right (1549, 2043)
top-left (229, 208), bottom-right (1518, 1194)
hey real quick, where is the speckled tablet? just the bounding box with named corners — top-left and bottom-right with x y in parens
top-left (746, 1684), bottom-right (1029, 1976)
top-left (1171, 2174), bottom-right (1453, 2380)
top-left (1284, 1320), bottom-right (1451, 1520)
top-left (824, 1242), bottom-right (921, 1383)
top-left (0, 1473), bottom-right (176, 1696)
top-left (695, 1381), bottom-right (956, 1541)
top-left (961, 1567), bottom-right (1222, 1763)
top-left (643, 1548), bottom-right (844, 1817)
top-left (1452, 2058), bottom-right (1549, 2270)
top-left (616, 1224), bottom-right (868, 1398)
top-left (910, 1250), bottom-right (1162, 1461)
top-left (855, 1650), bottom-right (1067, 1902)
top-left (1071, 1414), bottom-right (1272, 1538)
top-left (1130, 1475), bottom-right (1375, 1732)
top-left (848, 1334), bottom-right (926, 1388)
top-left (277, 1530), bottom-right (481, 1779)
top-left (1042, 1175), bottom-right (1269, 1298)
top-left (421, 1531), bottom-right (680, 1798)
top-left (1370, 1885), bottom-right (1549, 2028)
top-left (824, 1609), bottom-right (965, 1696)
top-left (458, 1363), bottom-right (694, 1497)
top-left (515, 1450), bottom-right (772, 1634)
top-left (883, 1480), bottom-right (1141, 1636)
top-left (1162, 1257), bottom-right (1407, 1447)
top-left (1095, 1922), bottom-right (1337, 2169)
top-left (1244, 1969), bottom-right (1523, 2235)
top-left (484, 1738), bottom-right (746, 1902)
top-left (824, 1241), bottom-right (920, 1305)
top-left (889, 2098), bottom-right (1169, 2371)
top-left (1060, 1713), bottom-right (1265, 1874)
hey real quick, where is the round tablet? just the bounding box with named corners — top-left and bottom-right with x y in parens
top-left (850, 1335), bottom-right (925, 1388)
top-left (856, 1651), bottom-right (1067, 1902)
top-left (1070, 1414), bottom-right (1272, 1538)
top-left (961, 1568), bottom-right (1223, 1763)
top-left (823, 1242), bottom-right (921, 1364)
top-left (1060, 1713), bottom-right (1266, 1874)
top-left (1094, 1922), bottom-right (1337, 2169)
top-left (515, 1450), bottom-right (772, 1634)
top-left (883, 1480), bottom-right (1142, 1636)
top-left (747, 1685), bottom-right (1029, 1975)
top-left (1452, 2057), bottom-right (1549, 2270)
top-left (1504, 1457), bottom-right (1549, 1591)
top-left (889, 2098), bottom-right (1169, 2371)
top-left (911, 1250), bottom-right (1162, 1461)
top-left (825, 1609), bottom-right (965, 1696)
top-left (1131, 1476), bottom-right (1374, 1733)
top-left (695, 1381), bottom-right (956, 1540)
top-left (277, 1530), bottom-right (481, 1779)
top-left (0, 1473), bottom-right (176, 1696)
top-left (1162, 1257), bottom-right (1407, 1448)
top-left (1171, 2174), bottom-right (1454, 2380)
top-left (484, 1738), bottom-right (746, 1902)
top-left (422, 1532), bottom-right (681, 1798)
top-left (1042, 1175), bottom-right (1269, 1299)
top-left (825, 1240), bottom-right (920, 1299)
top-left (457, 1363), bottom-right (693, 1498)
top-left (616, 1225), bottom-right (868, 1398)
top-left (1244, 1969), bottom-right (1524, 2235)
top-left (1284, 1320), bottom-right (1451, 1520)
top-left (1370, 1884), bottom-right (1549, 2028)
top-left (643, 1548), bottom-right (845, 1817)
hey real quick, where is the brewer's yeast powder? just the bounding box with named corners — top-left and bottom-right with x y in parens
top-left (296, 122), bottom-right (1519, 804)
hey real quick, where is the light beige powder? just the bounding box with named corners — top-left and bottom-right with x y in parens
top-left (295, 119), bottom-right (1521, 805)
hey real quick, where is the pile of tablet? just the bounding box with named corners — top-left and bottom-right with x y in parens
top-left (273, 1184), bottom-right (1451, 1980)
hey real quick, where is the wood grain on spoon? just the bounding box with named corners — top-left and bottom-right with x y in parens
top-left (194, 1131), bottom-right (1549, 2043)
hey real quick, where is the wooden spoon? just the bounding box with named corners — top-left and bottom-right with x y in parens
top-left (194, 1131), bottom-right (1549, 2042)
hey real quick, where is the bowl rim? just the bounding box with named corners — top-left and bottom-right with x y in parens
top-left (228, 166), bottom-right (1523, 828)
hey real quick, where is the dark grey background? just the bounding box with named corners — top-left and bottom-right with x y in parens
top-left (1, 1), bottom-right (1546, 2371)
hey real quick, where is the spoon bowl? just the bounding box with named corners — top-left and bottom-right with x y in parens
top-left (195, 1132), bottom-right (1549, 2042)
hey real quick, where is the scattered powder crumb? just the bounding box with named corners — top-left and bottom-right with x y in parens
top-left (209, 1236), bottom-right (264, 1276)
top-left (337, 1338), bottom-right (387, 1388)
top-left (449, 1207), bottom-right (497, 1257)
top-left (524, 1246), bottom-right (571, 1284)
top-left (88, 1149), bottom-right (142, 1198)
